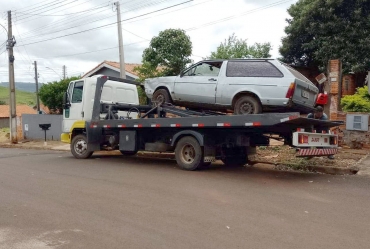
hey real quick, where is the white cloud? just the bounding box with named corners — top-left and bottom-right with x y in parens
top-left (0, 0), bottom-right (297, 83)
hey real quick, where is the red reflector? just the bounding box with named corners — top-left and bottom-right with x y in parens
top-left (224, 123), bottom-right (231, 127)
top-left (298, 134), bottom-right (309, 144)
top-left (199, 123), bottom-right (204, 127)
top-left (330, 136), bottom-right (338, 145)
top-left (253, 122), bottom-right (261, 126)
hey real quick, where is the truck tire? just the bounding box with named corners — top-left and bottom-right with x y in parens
top-left (234, 95), bottom-right (262, 115)
top-left (71, 134), bottom-right (93, 159)
top-left (152, 89), bottom-right (172, 105)
top-left (175, 136), bottom-right (204, 171)
top-left (119, 150), bottom-right (137, 156)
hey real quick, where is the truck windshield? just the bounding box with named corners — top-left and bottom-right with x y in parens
top-left (72, 81), bottom-right (84, 103)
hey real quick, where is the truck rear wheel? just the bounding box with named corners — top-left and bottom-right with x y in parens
top-left (71, 134), bottom-right (93, 159)
top-left (234, 95), bottom-right (262, 115)
top-left (175, 136), bottom-right (203, 171)
top-left (152, 89), bottom-right (172, 105)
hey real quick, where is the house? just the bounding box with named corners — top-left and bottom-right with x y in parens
top-left (0, 105), bottom-right (36, 128)
top-left (82, 61), bottom-right (141, 80)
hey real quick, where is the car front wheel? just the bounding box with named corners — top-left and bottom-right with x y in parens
top-left (152, 89), bottom-right (172, 106)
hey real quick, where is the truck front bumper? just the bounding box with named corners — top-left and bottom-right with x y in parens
top-left (61, 133), bottom-right (71, 144)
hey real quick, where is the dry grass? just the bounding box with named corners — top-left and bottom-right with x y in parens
top-left (255, 145), bottom-right (368, 171)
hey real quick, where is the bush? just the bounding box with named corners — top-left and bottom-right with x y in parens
top-left (341, 86), bottom-right (370, 112)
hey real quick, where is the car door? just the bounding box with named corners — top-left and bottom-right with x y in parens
top-left (62, 81), bottom-right (84, 133)
top-left (174, 62), bottom-right (221, 104)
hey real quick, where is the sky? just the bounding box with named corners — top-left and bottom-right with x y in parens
top-left (0, 0), bottom-right (298, 83)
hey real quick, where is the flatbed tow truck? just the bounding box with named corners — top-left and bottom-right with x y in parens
top-left (62, 76), bottom-right (341, 171)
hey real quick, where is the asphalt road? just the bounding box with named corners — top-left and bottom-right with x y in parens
top-left (1, 148), bottom-right (369, 249)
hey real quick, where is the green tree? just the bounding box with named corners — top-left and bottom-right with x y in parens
top-left (141, 28), bottom-right (192, 76)
top-left (207, 33), bottom-right (272, 59)
top-left (280, 0), bottom-right (370, 73)
top-left (341, 86), bottom-right (370, 112)
top-left (39, 76), bottom-right (80, 113)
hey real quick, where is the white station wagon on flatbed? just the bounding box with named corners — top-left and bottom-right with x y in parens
top-left (144, 59), bottom-right (319, 114)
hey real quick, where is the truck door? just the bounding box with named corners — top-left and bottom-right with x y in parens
top-left (62, 80), bottom-right (84, 133)
top-left (174, 61), bottom-right (222, 104)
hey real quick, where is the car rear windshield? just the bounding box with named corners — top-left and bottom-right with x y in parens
top-left (226, 61), bottom-right (283, 77)
top-left (282, 64), bottom-right (312, 82)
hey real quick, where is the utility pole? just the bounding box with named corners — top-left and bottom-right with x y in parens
top-left (114, 1), bottom-right (126, 79)
top-left (7, 10), bottom-right (17, 144)
top-left (34, 61), bottom-right (40, 113)
top-left (62, 65), bottom-right (66, 80)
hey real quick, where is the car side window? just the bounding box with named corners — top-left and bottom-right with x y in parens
top-left (71, 81), bottom-right (84, 103)
top-left (184, 62), bottom-right (221, 77)
top-left (226, 61), bottom-right (283, 77)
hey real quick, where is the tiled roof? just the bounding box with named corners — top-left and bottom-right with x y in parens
top-left (82, 61), bottom-right (141, 78)
top-left (0, 105), bottom-right (36, 118)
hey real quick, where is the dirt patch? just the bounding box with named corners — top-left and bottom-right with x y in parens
top-left (254, 145), bottom-right (368, 173)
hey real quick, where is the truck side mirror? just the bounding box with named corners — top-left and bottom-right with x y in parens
top-left (63, 92), bottom-right (70, 109)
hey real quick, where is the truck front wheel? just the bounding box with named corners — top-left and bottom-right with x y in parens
top-left (175, 136), bottom-right (204, 171)
top-left (71, 134), bottom-right (93, 159)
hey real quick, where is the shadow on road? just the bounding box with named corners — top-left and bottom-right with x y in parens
top-left (71, 153), bottom-right (341, 183)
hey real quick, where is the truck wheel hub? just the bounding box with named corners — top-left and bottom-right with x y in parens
top-left (181, 144), bottom-right (195, 163)
top-left (75, 139), bottom-right (87, 155)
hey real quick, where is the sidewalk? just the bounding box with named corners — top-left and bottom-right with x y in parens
top-left (0, 139), bottom-right (369, 176)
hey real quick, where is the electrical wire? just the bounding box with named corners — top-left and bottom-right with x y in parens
top-left (18, 0), bottom-right (193, 47)
top-left (14, 0), bottom-right (61, 13)
top-left (19, 0), bottom-right (173, 40)
top-left (185, 0), bottom-right (293, 32)
top-left (15, 0), bottom-right (79, 23)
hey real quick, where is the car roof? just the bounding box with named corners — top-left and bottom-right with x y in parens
top-left (201, 58), bottom-right (276, 63)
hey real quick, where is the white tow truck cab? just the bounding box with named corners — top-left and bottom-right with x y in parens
top-left (60, 75), bottom-right (139, 143)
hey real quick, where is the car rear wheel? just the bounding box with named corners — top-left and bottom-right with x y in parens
top-left (152, 89), bottom-right (172, 106)
top-left (234, 95), bottom-right (262, 115)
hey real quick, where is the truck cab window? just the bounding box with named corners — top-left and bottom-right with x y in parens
top-left (72, 81), bottom-right (84, 103)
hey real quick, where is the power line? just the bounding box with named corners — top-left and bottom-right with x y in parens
top-left (185, 0), bottom-right (293, 32)
top-left (18, 0), bottom-right (193, 47)
top-left (17, 1), bottom-right (113, 37)
top-left (19, 0), bottom-right (173, 40)
top-left (15, 0), bottom-right (78, 23)
top-left (14, 0), bottom-right (61, 12)
top-left (15, 5), bottom-right (109, 17)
